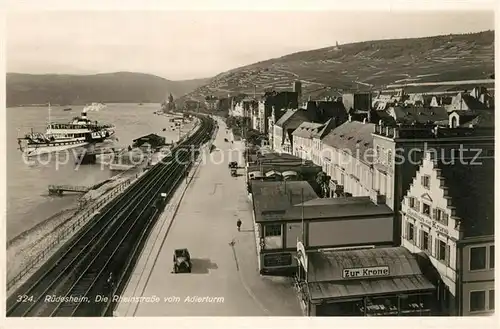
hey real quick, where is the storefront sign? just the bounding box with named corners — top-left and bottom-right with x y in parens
top-left (407, 209), bottom-right (449, 235)
top-left (342, 266), bottom-right (390, 279)
top-left (263, 253), bottom-right (292, 267)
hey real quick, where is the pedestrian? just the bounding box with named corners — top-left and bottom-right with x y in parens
top-left (237, 219), bottom-right (242, 231)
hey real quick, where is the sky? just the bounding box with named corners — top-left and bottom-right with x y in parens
top-left (6, 10), bottom-right (495, 81)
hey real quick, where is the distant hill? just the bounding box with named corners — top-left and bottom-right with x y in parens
top-left (6, 72), bottom-right (209, 107)
top-left (180, 30), bottom-right (494, 104)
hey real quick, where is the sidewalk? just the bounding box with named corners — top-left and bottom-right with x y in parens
top-left (230, 139), bottom-right (301, 316)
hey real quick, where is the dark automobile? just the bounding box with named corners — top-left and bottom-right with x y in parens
top-left (231, 168), bottom-right (237, 177)
top-left (228, 161), bottom-right (238, 168)
top-left (173, 248), bottom-right (192, 273)
top-left (224, 138), bottom-right (229, 142)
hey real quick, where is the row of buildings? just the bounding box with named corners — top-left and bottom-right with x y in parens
top-left (236, 81), bottom-right (494, 316)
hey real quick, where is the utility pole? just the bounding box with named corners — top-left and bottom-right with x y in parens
top-left (301, 188), bottom-right (305, 244)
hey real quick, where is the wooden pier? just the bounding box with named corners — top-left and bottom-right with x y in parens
top-left (48, 185), bottom-right (91, 196)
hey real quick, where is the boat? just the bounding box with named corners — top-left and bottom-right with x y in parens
top-left (63, 107), bottom-right (72, 111)
top-left (17, 104), bottom-right (115, 157)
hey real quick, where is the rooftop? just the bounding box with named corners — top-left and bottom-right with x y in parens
top-left (454, 109), bottom-right (495, 128)
top-left (306, 247), bottom-right (435, 301)
top-left (292, 121), bottom-right (325, 139)
top-left (251, 181), bottom-right (318, 223)
top-left (248, 151), bottom-right (314, 164)
top-left (388, 106), bottom-right (449, 124)
top-left (322, 121), bottom-right (376, 164)
top-left (372, 124), bottom-right (494, 140)
top-left (307, 246), bottom-right (425, 282)
top-left (435, 157), bottom-right (494, 237)
top-left (275, 108), bottom-right (312, 127)
top-left (284, 196), bottom-right (393, 221)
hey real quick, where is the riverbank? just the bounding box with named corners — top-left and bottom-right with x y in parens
top-left (6, 115), bottom-right (198, 296)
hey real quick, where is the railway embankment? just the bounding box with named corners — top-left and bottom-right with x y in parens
top-left (6, 118), bottom-right (201, 297)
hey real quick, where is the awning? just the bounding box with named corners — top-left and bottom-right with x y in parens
top-left (265, 170), bottom-right (282, 177)
top-left (308, 275), bottom-right (435, 302)
top-left (282, 170), bottom-right (298, 177)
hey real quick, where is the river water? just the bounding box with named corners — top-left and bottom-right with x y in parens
top-left (6, 103), bottom-right (185, 241)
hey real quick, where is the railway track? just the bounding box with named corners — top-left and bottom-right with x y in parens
top-left (7, 115), bottom-right (215, 317)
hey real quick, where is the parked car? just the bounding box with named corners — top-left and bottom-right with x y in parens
top-left (173, 248), bottom-right (192, 273)
top-left (224, 138), bottom-right (229, 142)
top-left (231, 168), bottom-right (237, 177)
top-left (228, 161), bottom-right (238, 168)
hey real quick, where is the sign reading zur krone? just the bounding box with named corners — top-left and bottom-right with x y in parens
top-left (342, 266), bottom-right (390, 279)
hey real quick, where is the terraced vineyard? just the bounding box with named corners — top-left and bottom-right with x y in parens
top-left (180, 31), bottom-right (494, 104)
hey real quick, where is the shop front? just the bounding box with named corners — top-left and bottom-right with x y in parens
top-left (296, 246), bottom-right (438, 316)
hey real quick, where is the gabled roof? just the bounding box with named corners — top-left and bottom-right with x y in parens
top-left (452, 109), bottom-right (496, 128)
top-left (322, 121), bottom-right (375, 165)
top-left (292, 121), bottom-right (325, 139)
top-left (435, 158), bottom-right (494, 238)
top-left (461, 93), bottom-right (488, 110)
top-left (317, 118), bottom-right (334, 135)
top-left (275, 109), bottom-right (310, 127)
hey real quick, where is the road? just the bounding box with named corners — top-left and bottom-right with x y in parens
top-left (118, 118), bottom-right (302, 316)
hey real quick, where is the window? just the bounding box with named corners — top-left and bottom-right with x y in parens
top-left (421, 175), bottom-right (430, 189)
top-left (407, 197), bottom-right (420, 211)
top-left (264, 224), bottom-right (282, 237)
top-left (406, 222), bottom-right (415, 242)
top-left (422, 203), bottom-right (431, 217)
top-left (470, 291), bottom-right (486, 312)
top-left (490, 245), bottom-right (495, 269)
top-left (470, 246), bottom-right (487, 271)
top-left (387, 150), bottom-right (393, 166)
top-left (489, 290), bottom-right (495, 310)
top-left (436, 239), bottom-right (448, 263)
top-left (433, 208), bottom-right (449, 225)
top-left (420, 230), bottom-right (431, 252)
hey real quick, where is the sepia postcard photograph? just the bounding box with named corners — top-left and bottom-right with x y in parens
top-left (1, 0), bottom-right (498, 327)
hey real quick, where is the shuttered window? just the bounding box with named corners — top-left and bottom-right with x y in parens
top-left (420, 230), bottom-right (430, 252)
top-left (432, 208), bottom-right (449, 225)
top-left (406, 222), bottom-right (416, 243)
top-left (435, 238), bottom-right (448, 263)
top-left (421, 175), bottom-right (430, 188)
